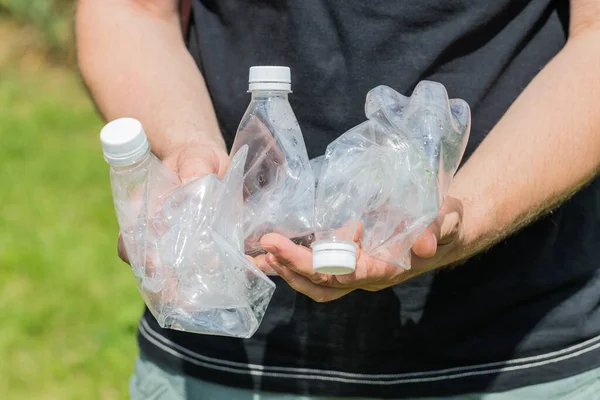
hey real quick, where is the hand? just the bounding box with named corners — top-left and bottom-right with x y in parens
top-left (254, 196), bottom-right (465, 302)
top-left (161, 141), bottom-right (230, 183)
top-left (118, 141), bottom-right (229, 264)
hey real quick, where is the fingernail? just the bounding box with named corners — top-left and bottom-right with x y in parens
top-left (263, 245), bottom-right (279, 256)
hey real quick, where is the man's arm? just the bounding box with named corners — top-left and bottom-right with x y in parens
top-left (76, 0), bottom-right (225, 161)
top-left (446, 0), bottom-right (600, 264)
top-left (77, 0), bottom-right (230, 265)
top-left (251, 0), bottom-right (600, 302)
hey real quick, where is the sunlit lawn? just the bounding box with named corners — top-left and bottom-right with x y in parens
top-left (0, 47), bottom-right (142, 399)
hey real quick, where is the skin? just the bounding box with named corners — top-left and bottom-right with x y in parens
top-left (76, 0), bottom-right (229, 262)
top-left (76, 0), bottom-right (228, 175)
top-left (254, 0), bottom-right (600, 302)
top-left (77, 0), bottom-right (600, 301)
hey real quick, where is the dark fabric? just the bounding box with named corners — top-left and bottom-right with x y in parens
top-left (139, 0), bottom-right (600, 398)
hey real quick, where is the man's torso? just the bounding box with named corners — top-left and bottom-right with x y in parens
top-left (138, 1), bottom-right (600, 398)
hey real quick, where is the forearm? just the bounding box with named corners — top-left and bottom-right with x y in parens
top-left (448, 29), bottom-right (600, 263)
top-left (76, 0), bottom-right (224, 159)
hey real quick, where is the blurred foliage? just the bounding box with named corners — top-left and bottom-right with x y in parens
top-left (0, 0), bottom-right (76, 62)
top-left (0, 3), bottom-right (141, 398)
top-left (0, 33), bottom-right (140, 399)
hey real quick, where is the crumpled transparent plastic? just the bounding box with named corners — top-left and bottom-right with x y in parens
top-left (313, 81), bottom-right (471, 269)
top-left (110, 145), bottom-right (275, 338)
top-left (230, 90), bottom-right (315, 255)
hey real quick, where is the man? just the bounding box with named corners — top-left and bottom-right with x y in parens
top-left (76, 0), bottom-right (600, 399)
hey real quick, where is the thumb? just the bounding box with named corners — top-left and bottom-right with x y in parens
top-left (260, 233), bottom-right (315, 276)
top-left (412, 208), bottom-right (462, 259)
top-left (411, 229), bottom-right (438, 259)
top-left (177, 155), bottom-right (220, 185)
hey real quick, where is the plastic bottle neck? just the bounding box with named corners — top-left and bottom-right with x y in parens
top-left (250, 90), bottom-right (290, 101)
top-left (109, 148), bottom-right (152, 171)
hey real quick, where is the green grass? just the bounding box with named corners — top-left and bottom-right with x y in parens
top-left (0, 62), bottom-right (142, 398)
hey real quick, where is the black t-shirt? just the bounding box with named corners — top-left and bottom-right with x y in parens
top-left (138, 1), bottom-right (600, 398)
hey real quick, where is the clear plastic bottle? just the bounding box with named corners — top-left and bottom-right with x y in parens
top-left (100, 118), bottom-right (180, 284)
top-left (101, 118), bottom-right (275, 338)
top-left (230, 66), bottom-right (315, 255)
top-left (312, 82), bottom-right (470, 274)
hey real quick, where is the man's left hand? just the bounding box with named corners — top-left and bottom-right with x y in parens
top-left (255, 196), bottom-right (466, 302)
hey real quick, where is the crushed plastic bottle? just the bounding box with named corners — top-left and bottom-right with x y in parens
top-left (230, 66), bottom-right (315, 256)
top-left (101, 118), bottom-right (275, 338)
top-left (312, 82), bottom-right (471, 273)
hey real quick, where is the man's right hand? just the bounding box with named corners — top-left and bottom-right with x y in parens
top-left (162, 142), bottom-right (230, 183)
top-left (77, 0), bottom-right (231, 265)
top-left (117, 142), bottom-right (230, 265)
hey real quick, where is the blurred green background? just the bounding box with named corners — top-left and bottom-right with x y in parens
top-left (0, 1), bottom-right (142, 399)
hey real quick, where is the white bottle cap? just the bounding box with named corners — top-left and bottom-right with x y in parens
top-left (311, 240), bottom-right (358, 275)
top-left (100, 118), bottom-right (150, 166)
top-left (248, 66), bottom-right (291, 92)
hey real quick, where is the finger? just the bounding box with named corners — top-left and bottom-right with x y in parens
top-left (161, 144), bottom-right (229, 183)
top-left (253, 254), bottom-right (278, 275)
top-left (437, 211), bottom-right (461, 245)
top-left (437, 196), bottom-right (464, 244)
top-left (261, 233), bottom-right (339, 287)
top-left (353, 220), bottom-right (364, 243)
top-left (335, 254), bottom-right (405, 288)
top-left (118, 231), bottom-right (163, 281)
top-left (263, 234), bottom-right (406, 291)
top-left (411, 197), bottom-right (463, 258)
top-left (177, 155), bottom-right (218, 184)
top-left (411, 229), bottom-right (438, 259)
top-left (266, 256), bottom-right (353, 302)
top-left (262, 233), bottom-right (384, 289)
top-left (117, 232), bottom-right (131, 264)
